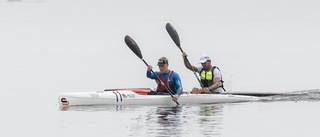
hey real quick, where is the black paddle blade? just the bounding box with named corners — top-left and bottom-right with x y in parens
top-left (124, 35), bottom-right (143, 59)
top-left (166, 23), bottom-right (181, 49)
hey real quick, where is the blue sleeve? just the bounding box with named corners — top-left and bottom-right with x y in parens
top-left (171, 72), bottom-right (183, 96)
top-left (146, 70), bottom-right (158, 80)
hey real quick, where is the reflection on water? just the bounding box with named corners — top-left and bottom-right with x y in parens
top-left (59, 104), bottom-right (225, 136)
top-left (145, 106), bottom-right (183, 136)
top-left (57, 100), bottom-right (320, 137)
top-left (155, 106), bottom-right (182, 125)
top-left (143, 105), bottom-right (224, 137)
top-left (57, 90), bottom-right (320, 136)
top-left (198, 105), bottom-right (223, 136)
top-left (59, 105), bottom-right (127, 112)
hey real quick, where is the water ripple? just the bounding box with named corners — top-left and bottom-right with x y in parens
top-left (260, 89), bottom-right (320, 102)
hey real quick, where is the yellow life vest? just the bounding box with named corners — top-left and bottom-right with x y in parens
top-left (200, 69), bottom-right (213, 80)
top-left (200, 68), bottom-right (214, 88)
top-left (199, 66), bottom-right (226, 91)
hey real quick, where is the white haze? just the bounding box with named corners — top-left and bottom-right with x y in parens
top-left (1, 0), bottom-right (320, 95)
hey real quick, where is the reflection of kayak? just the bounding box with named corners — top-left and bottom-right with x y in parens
top-left (58, 88), bottom-right (260, 107)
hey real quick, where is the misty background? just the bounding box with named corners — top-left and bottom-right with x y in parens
top-left (1, 0), bottom-right (319, 96)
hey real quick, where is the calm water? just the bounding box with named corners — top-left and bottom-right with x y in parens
top-left (2, 90), bottom-right (320, 137)
top-left (55, 91), bottom-right (320, 137)
top-left (1, 0), bottom-right (320, 137)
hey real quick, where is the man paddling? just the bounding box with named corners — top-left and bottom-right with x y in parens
top-left (182, 52), bottom-right (226, 94)
top-left (147, 57), bottom-right (183, 102)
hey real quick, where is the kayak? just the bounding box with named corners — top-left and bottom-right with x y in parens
top-left (58, 88), bottom-right (260, 107)
top-left (225, 92), bottom-right (284, 97)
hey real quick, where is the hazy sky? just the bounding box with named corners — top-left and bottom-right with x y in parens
top-left (1, 0), bottom-right (320, 93)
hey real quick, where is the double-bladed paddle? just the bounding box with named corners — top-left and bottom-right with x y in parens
top-left (165, 23), bottom-right (204, 88)
top-left (124, 35), bottom-right (180, 105)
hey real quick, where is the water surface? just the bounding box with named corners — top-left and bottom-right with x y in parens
top-left (1, 1), bottom-right (320, 137)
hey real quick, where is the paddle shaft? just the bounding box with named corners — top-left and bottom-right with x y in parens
top-left (142, 59), bottom-right (180, 105)
top-left (141, 59), bottom-right (177, 97)
top-left (183, 55), bottom-right (204, 88)
top-left (124, 35), bottom-right (180, 105)
top-left (166, 23), bottom-right (204, 88)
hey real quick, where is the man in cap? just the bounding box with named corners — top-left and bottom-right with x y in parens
top-left (147, 57), bottom-right (183, 102)
top-left (182, 52), bottom-right (225, 94)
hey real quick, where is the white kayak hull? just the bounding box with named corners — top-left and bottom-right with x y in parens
top-left (58, 89), bottom-right (259, 107)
